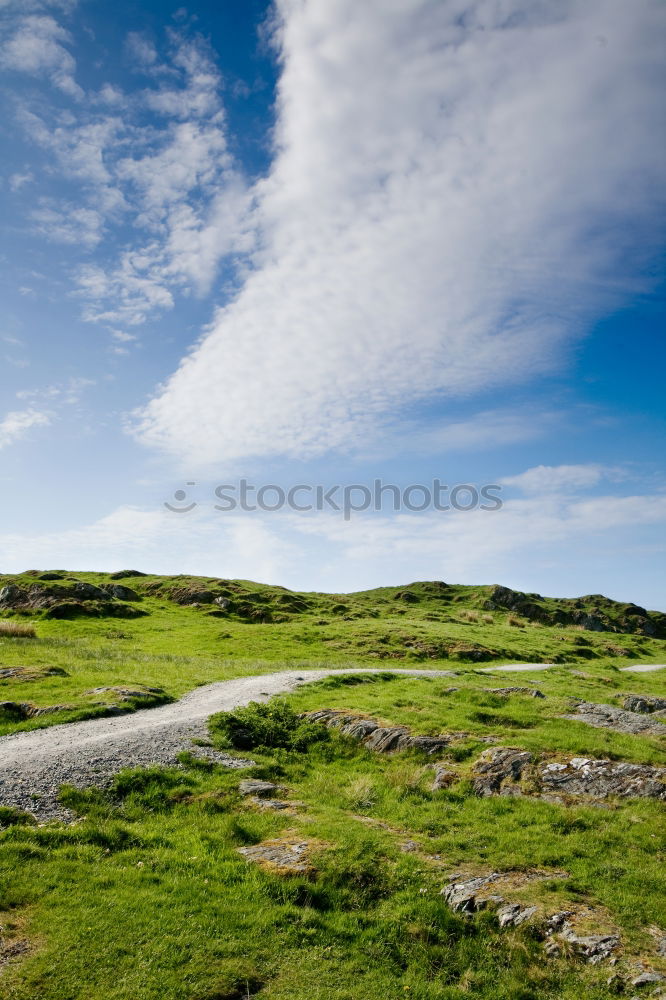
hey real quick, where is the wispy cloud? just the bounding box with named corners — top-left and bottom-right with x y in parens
top-left (500, 464), bottom-right (615, 495)
top-left (134, 0), bottom-right (665, 466)
top-left (12, 27), bottom-right (252, 333)
top-left (0, 407), bottom-right (51, 450)
top-left (31, 201), bottom-right (103, 247)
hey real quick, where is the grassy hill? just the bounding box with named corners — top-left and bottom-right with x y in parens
top-left (0, 571), bottom-right (664, 734)
top-left (0, 573), bottom-right (664, 998)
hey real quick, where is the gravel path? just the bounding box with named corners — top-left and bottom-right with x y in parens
top-left (477, 663), bottom-right (554, 672)
top-left (0, 668), bottom-right (458, 821)
top-left (620, 664), bottom-right (666, 673)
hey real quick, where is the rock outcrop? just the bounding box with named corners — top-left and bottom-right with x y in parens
top-left (237, 838), bottom-right (317, 874)
top-left (302, 709), bottom-right (473, 754)
top-left (471, 745), bottom-right (666, 802)
top-left (623, 694), bottom-right (666, 714)
top-left (0, 581), bottom-right (146, 619)
top-left (563, 701), bottom-right (666, 736)
top-left (483, 585), bottom-right (666, 637)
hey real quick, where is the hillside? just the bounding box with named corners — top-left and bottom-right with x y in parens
top-left (0, 571), bottom-right (664, 735)
top-left (0, 573), bottom-right (664, 998)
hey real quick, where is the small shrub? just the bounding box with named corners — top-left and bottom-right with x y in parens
top-left (0, 621), bottom-right (36, 638)
top-left (210, 700), bottom-right (331, 752)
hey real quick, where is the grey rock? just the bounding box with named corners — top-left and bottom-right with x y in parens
top-left (239, 779), bottom-right (281, 797)
top-left (472, 746), bottom-right (532, 796)
top-left (0, 666), bottom-right (67, 681)
top-left (497, 902), bottom-right (538, 927)
top-left (563, 701), bottom-right (666, 736)
top-left (440, 873), bottom-right (502, 913)
top-left (103, 584), bottom-right (140, 601)
top-left (486, 687), bottom-right (546, 698)
top-left (248, 796), bottom-right (290, 811)
top-left (303, 709), bottom-right (459, 754)
top-left (363, 726), bottom-right (411, 752)
top-left (559, 923), bottom-right (620, 964)
top-left (432, 765), bottom-right (458, 790)
top-left (87, 685), bottom-right (164, 701)
top-left (0, 585), bottom-right (21, 606)
top-left (539, 757), bottom-right (665, 802)
top-left (545, 911), bottom-right (574, 933)
top-left (623, 695), bottom-right (666, 714)
top-left (72, 582), bottom-right (107, 600)
top-left (237, 839), bottom-right (313, 874)
top-left (631, 972), bottom-right (666, 987)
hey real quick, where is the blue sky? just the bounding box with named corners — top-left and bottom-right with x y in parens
top-left (1, 0), bottom-right (665, 608)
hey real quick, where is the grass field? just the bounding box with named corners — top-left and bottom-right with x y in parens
top-left (0, 573), bottom-right (664, 998)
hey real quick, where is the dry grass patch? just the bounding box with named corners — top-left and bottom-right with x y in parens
top-left (0, 621), bottom-right (37, 638)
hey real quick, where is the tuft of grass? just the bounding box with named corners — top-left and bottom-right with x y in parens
top-left (0, 621), bottom-right (37, 638)
top-left (507, 614), bottom-right (525, 628)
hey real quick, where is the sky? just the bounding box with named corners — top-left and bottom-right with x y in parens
top-left (0, 0), bottom-right (665, 608)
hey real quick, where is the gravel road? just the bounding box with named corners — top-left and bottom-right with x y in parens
top-left (0, 668), bottom-right (457, 821)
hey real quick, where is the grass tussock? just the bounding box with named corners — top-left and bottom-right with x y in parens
top-left (0, 621), bottom-right (37, 638)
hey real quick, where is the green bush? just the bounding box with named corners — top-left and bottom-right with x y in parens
top-left (210, 699), bottom-right (331, 752)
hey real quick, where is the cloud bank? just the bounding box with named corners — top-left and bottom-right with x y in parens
top-left (135, 0), bottom-right (665, 465)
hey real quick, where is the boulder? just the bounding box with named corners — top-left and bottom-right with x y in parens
top-left (103, 584), bottom-right (140, 601)
top-left (623, 694), bottom-right (666, 714)
top-left (0, 585), bottom-right (22, 608)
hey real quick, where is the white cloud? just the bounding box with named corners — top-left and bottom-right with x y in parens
top-left (133, 0), bottom-right (665, 466)
top-left (31, 201), bottom-right (103, 247)
top-left (125, 32), bottom-right (158, 68)
top-left (0, 14), bottom-right (82, 97)
top-left (500, 464), bottom-right (611, 495)
top-left (8, 170), bottom-right (33, 191)
top-left (16, 375), bottom-right (95, 406)
top-left (0, 407), bottom-right (51, 450)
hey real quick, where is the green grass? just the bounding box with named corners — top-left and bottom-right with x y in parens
top-left (0, 573), bottom-right (665, 997)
